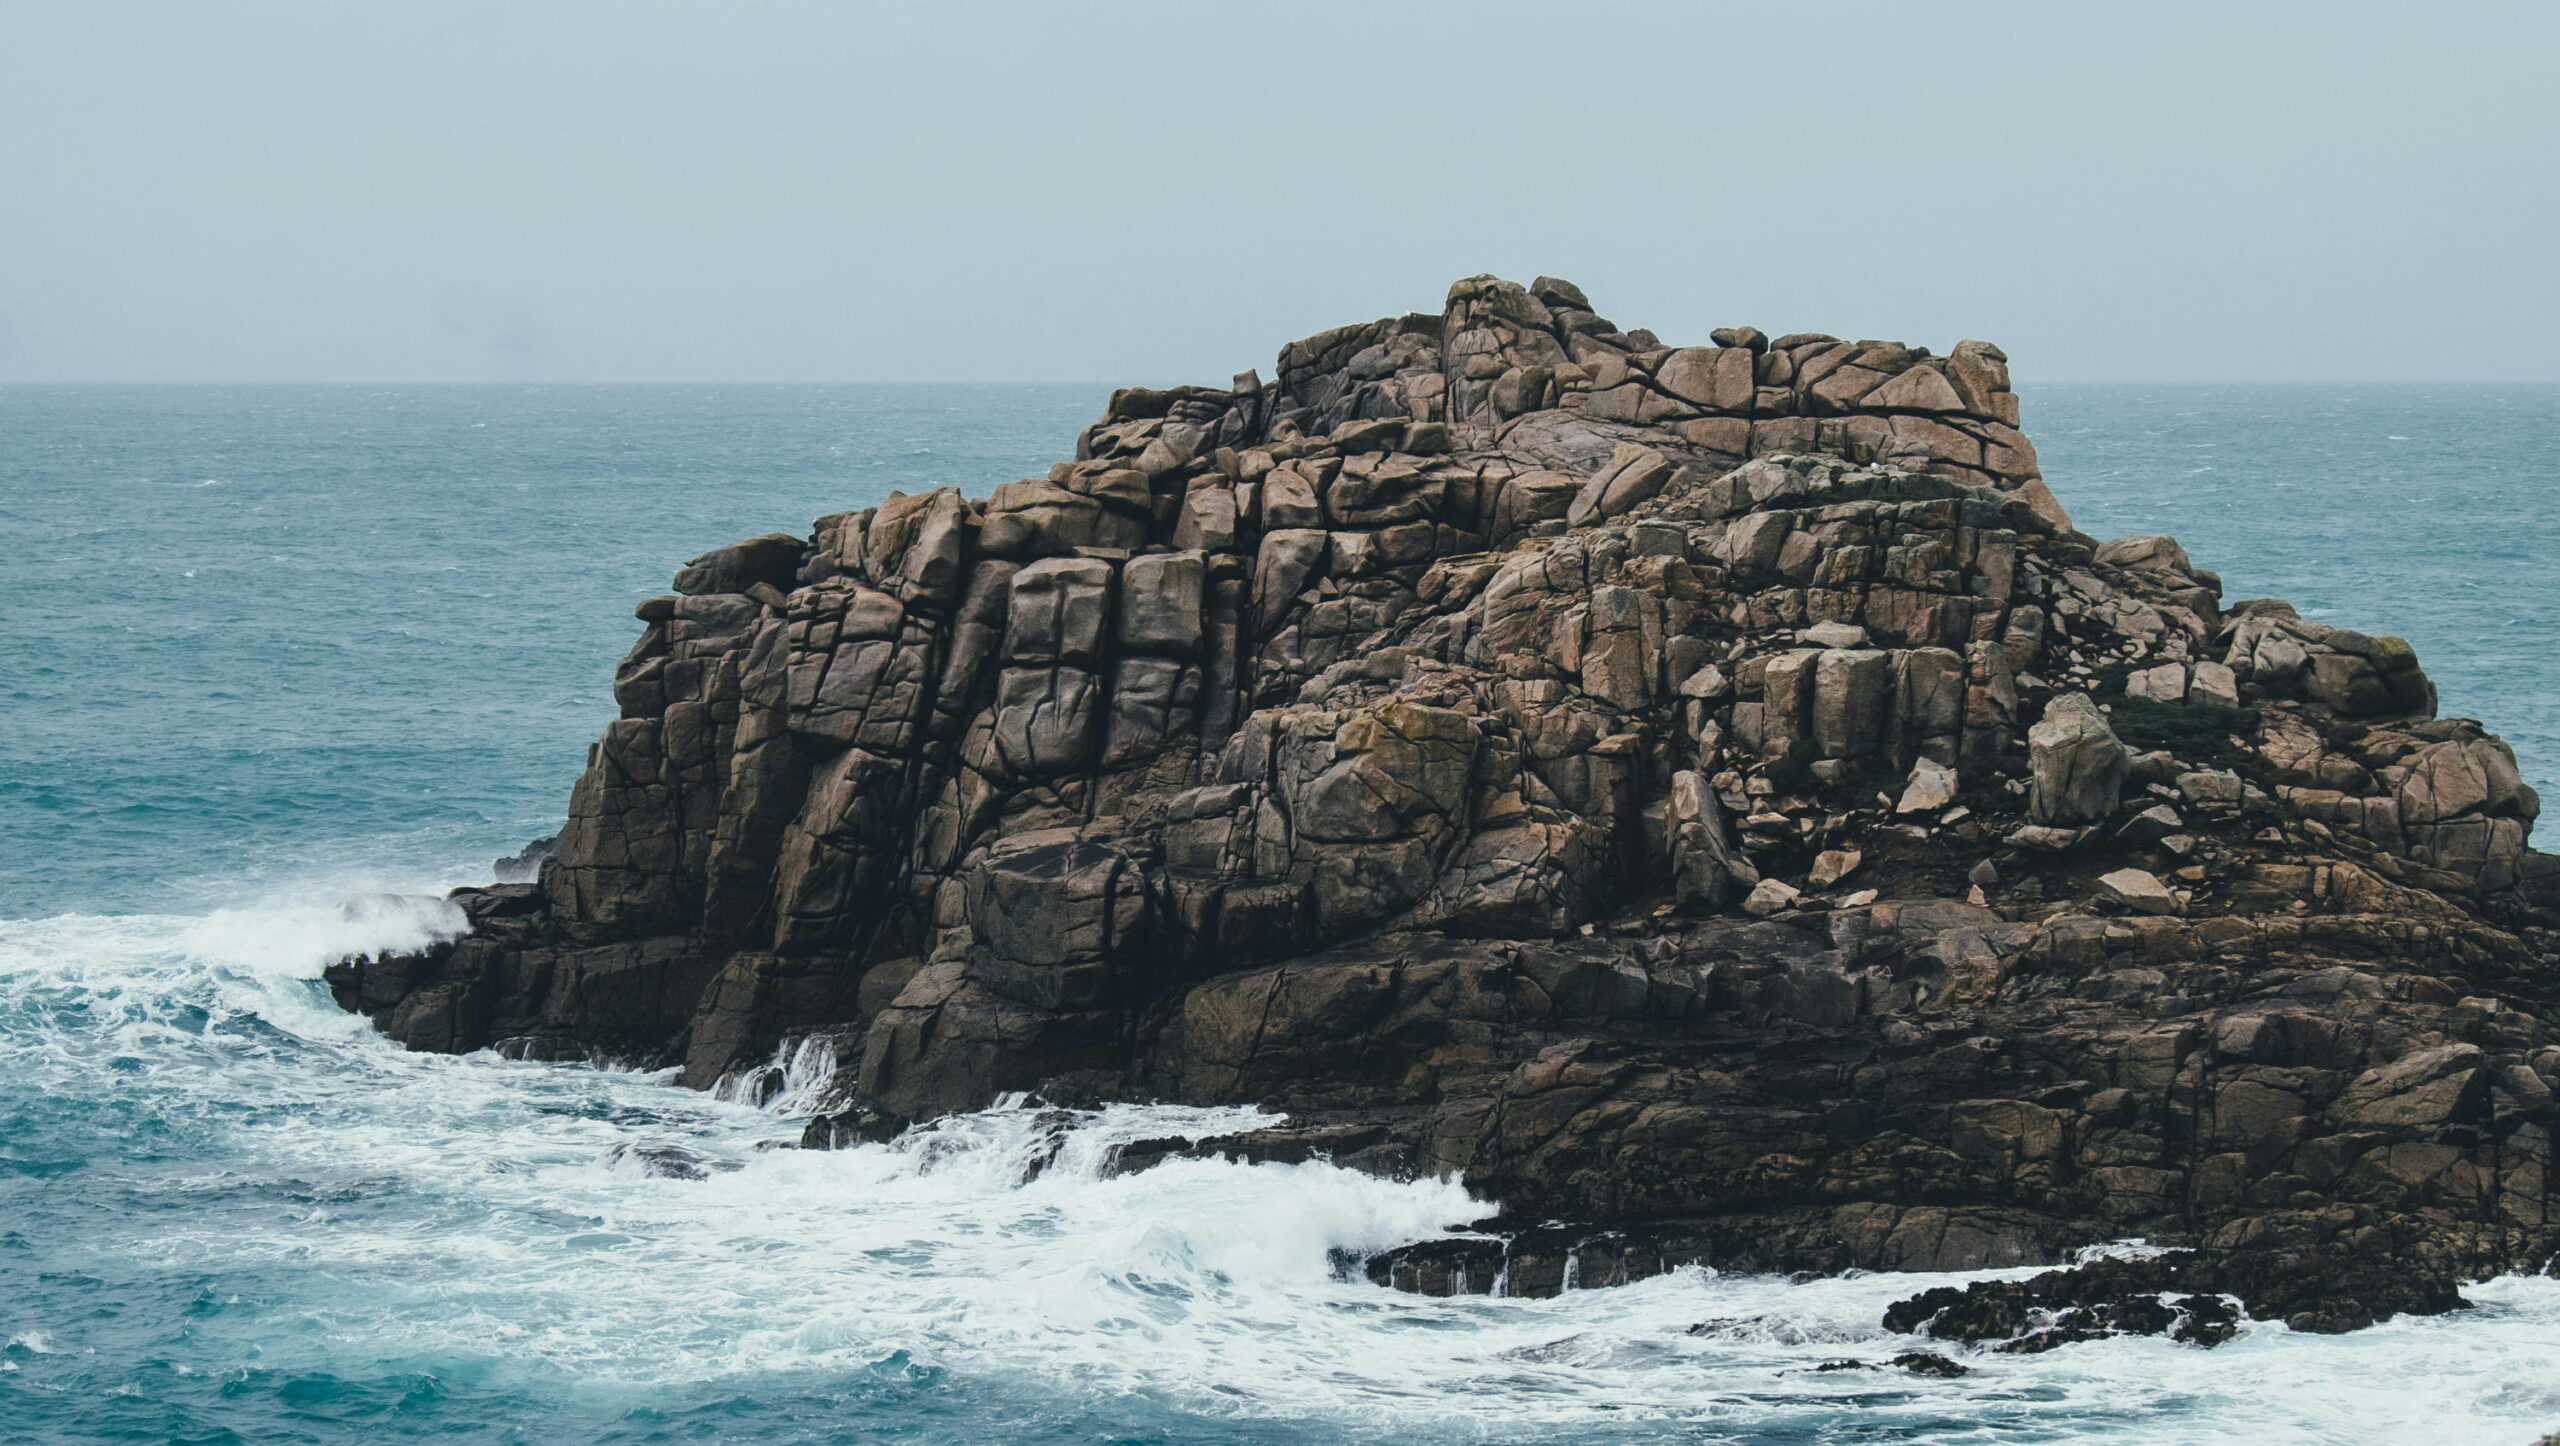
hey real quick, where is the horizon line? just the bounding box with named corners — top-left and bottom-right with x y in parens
top-left (5, 377), bottom-right (2559, 390)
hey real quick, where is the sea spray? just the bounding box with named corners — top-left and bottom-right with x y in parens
top-left (5, 893), bottom-right (2560, 1441)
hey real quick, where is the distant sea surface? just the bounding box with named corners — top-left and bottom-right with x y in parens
top-left (3, 384), bottom-right (2556, 1444)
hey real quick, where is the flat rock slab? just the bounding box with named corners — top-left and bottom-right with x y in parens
top-left (2098, 866), bottom-right (2181, 915)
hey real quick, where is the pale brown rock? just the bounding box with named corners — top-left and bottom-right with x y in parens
top-left (2030, 694), bottom-right (2129, 826)
top-left (1897, 758), bottom-right (1959, 814)
top-left (2125, 663), bottom-right (2186, 702)
top-left (2190, 660), bottom-right (2241, 710)
top-left (1809, 848), bottom-right (1863, 888)
top-left (1742, 877), bottom-right (1801, 915)
top-left (1566, 443), bottom-right (1676, 527)
top-left (2098, 867), bottom-right (2180, 915)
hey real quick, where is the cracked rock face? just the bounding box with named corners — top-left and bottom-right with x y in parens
top-left (330, 275), bottom-right (2560, 1323)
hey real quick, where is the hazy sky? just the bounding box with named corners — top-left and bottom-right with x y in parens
top-left (4, 2), bottom-right (2554, 384)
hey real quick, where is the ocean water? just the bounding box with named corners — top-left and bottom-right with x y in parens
top-left (2, 384), bottom-right (2556, 1444)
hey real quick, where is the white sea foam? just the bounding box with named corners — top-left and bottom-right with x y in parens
top-left (4, 894), bottom-right (2559, 1441)
top-left (708, 1030), bottom-right (851, 1113)
top-left (181, 890), bottom-right (466, 978)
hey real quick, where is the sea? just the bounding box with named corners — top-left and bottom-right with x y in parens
top-left (2, 383), bottom-right (2556, 1444)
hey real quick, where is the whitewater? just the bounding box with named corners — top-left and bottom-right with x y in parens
top-left (6, 384), bottom-right (2559, 1442)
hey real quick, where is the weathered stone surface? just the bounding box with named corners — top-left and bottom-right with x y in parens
top-left (1253, 529), bottom-right (1327, 629)
top-left (2119, 803), bottom-right (2184, 843)
top-left (1742, 877), bottom-right (1801, 915)
top-left (675, 533), bottom-right (804, 596)
top-left (1669, 769), bottom-right (1751, 910)
top-left (1566, 443), bottom-right (1675, 526)
top-left (992, 665), bottom-right (1102, 775)
top-left (1173, 486), bottom-right (1237, 553)
top-left (2094, 535), bottom-right (2194, 576)
top-left (2332, 1044), bottom-right (2487, 1130)
top-left (1116, 551), bottom-right (1204, 656)
top-left (334, 274), bottom-right (2558, 1339)
top-left (2125, 662), bottom-right (2187, 702)
top-left (1811, 649), bottom-right (1892, 758)
top-left (1898, 758), bottom-right (1958, 814)
top-left (2189, 660), bottom-right (2241, 710)
top-left (2097, 867), bottom-right (2180, 915)
top-left (981, 479), bottom-right (1145, 557)
top-left (1006, 556), bottom-right (1114, 666)
top-left (1809, 848), bottom-right (1862, 888)
top-left (2029, 693), bottom-right (2129, 825)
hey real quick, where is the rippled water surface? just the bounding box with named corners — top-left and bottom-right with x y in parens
top-left (3, 384), bottom-right (2556, 1443)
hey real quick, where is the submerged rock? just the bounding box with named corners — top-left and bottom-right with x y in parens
top-left (328, 275), bottom-right (2560, 1340)
top-left (799, 1102), bottom-right (910, 1150)
top-left (605, 1142), bottom-right (741, 1180)
top-left (1892, 1351), bottom-right (1970, 1377)
top-left (1881, 1235), bottom-right (2462, 1347)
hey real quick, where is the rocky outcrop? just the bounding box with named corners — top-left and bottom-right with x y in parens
top-left (329, 276), bottom-right (2560, 1335)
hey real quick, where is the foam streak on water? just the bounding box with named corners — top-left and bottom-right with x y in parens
top-left (0, 892), bottom-right (2556, 1444)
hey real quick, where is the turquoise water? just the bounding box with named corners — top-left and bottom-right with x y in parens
top-left (0, 385), bottom-right (1101, 918)
top-left (3, 385), bottom-right (2557, 1444)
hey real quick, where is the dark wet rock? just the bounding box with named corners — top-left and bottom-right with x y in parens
top-left (1883, 1238), bottom-right (2462, 1349)
top-left (606, 1142), bottom-right (741, 1180)
top-left (451, 882), bottom-right (543, 926)
top-left (494, 834), bottom-right (558, 883)
top-left (798, 1103), bottom-right (911, 1150)
top-left (333, 275), bottom-right (2560, 1340)
top-left (1893, 1351), bottom-right (1970, 1377)
top-left (1107, 1119), bottom-right (1396, 1177)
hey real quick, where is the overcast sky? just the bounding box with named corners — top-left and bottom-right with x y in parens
top-left (4, 2), bottom-right (2553, 384)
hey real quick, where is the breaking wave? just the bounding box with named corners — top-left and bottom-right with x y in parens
top-left (3, 887), bottom-right (2559, 1443)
